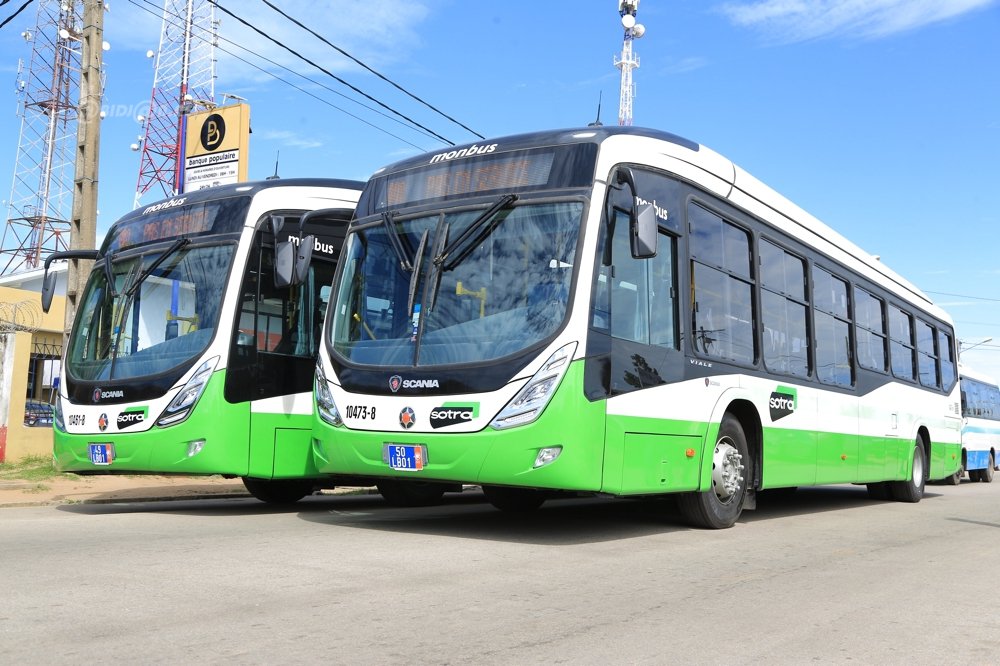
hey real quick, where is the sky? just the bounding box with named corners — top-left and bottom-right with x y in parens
top-left (0, 0), bottom-right (998, 378)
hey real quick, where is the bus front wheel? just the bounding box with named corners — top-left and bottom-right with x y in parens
top-left (242, 477), bottom-right (316, 504)
top-left (677, 414), bottom-right (749, 529)
top-left (889, 439), bottom-right (926, 503)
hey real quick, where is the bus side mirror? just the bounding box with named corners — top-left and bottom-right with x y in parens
top-left (40, 249), bottom-right (99, 313)
top-left (615, 167), bottom-right (656, 259)
top-left (41, 270), bottom-right (57, 313)
top-left (274, 240), bottom-right (296, 289)
top-left (630, 203), bottom-right (657, 259)
top-left (293, 235), bottom-right (315, 285)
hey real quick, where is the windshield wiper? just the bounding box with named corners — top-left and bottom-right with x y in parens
top-left (124, 238), bottom-right (190, 297)
top-left (103, 254), bottom-right (117, 298)
top-left (381, 210), bottom-right (413, 272)
top-left (435, 193), bottom-right (517, 271)
top-left (106, 238), bottom-right (190, 370)
top-left (407, 229), bottom-right (429, 318)
top-left (425, 221), bottom-right (449, 312)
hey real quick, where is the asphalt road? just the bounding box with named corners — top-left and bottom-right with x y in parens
top-left (3, 479), bottom-right (999, 664)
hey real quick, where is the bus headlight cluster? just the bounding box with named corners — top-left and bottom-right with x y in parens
top-left (491, 342), bottom-right (577, 430)
top-left (156, 357), bottom-right (218, 427)
top-left (53, 396), bottom-right (65, 431)
top-left (315, 362), bottom-right (343, 427)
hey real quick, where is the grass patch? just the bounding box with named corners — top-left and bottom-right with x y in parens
top-left (0, 454), bottom-right (62, 483)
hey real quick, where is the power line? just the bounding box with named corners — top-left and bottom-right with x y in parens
top-left (256, 0), bottom-right (484, 141)
top-left (925, 290), bottom-right (1000, 303)
top-left (131, 0), bottom-right (436, 145)
top-left (209, 0), bottom-right (457, 146)
top-left (0, 0), bottom-right (34, 30)
top-left (127, 0), bottom-right (433, 151)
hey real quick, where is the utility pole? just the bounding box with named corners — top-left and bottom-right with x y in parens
top-left (65, 0), bottom-right (104, 342)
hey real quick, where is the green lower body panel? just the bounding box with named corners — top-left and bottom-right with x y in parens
top-left (53, 375), bottom-right (319, 480)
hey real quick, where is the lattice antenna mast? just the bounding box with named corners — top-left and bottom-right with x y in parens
top-left (0, 1), bottom-right (83, 275)
top-left (133, 0), bottom-right (216, 208)
top-left (614, 0), bottom-right (646, 127)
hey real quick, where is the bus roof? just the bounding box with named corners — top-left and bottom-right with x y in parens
top-left (372, 126), bottom-right (944, 323)
top-left (130, 177), bottom-right (365, 218)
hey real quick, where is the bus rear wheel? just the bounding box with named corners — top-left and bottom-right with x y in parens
top-left (982, 454), bottom-right (995, 483)
top-left (481, 485), bottom-right (547, 512)
top-left (242, 477), bottom-right (316, 504)
top-left (676, 414), bottom-right (749, 529)
top-left (376, 480), bottom-right (447, 507)
top-left (889, 438), bottom-right (926, 503)
top-left (943, 462), bottom-right (963, 486)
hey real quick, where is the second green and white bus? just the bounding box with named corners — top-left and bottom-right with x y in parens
top-left (309, 127), bottom-right (962, 527)
top-left (42, 178), bottom-right (368, 503)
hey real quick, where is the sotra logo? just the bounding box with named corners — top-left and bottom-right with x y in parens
top-left (769, 386), bottom-right (798, 422)
top-left (117, 407), bottom-right (148, 430)
top-left (429, 403), bottom-right (480, 429)
top-left (399, 407), bottom-right (416, 429)
top-left (98, 413), bottom-right (109, 432)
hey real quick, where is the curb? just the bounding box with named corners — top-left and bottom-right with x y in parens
top-left (0, 492), bottom-right (254, 509)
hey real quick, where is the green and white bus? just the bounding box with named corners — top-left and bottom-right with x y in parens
top-left (309, 127), bottom-right (962, 527)
top-left (41, 178), bottom-right (367, 503)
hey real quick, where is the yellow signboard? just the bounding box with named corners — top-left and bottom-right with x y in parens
top-left (182, 103), bottom-right (250, 192)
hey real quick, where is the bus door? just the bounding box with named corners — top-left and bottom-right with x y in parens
top-left (228, 213), bottom-right (349, 479)
top-left (587, 168), bottom-right (688, 494)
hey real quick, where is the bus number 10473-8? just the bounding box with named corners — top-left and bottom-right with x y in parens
top-left (345, 405), bottom-right (376, 420)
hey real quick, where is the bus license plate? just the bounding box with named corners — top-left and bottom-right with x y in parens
top-left (384, 444), bottom-right (426, 471)
top-left (89, 444), bottom-right (114, 466)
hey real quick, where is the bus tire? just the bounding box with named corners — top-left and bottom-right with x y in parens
top-left (982, 454), bottom-right (995, 483)
top-left (943, 463), bottom-right (963, 486)
top-left (242, 477), bottom-right (316, 504)
top-left (890, 439), bottom-right (926, 503)
top-left (866, 482), bottom-right (892, 500)
top-left (482, 485), bottom-right (547, 512)
top-left (376, 480), bottom-right (447, 507)
top-left (676, 414), bottom-right (749, 529)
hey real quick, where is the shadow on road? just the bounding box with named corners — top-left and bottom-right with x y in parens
top-left (55, 484), bottom-right (946, 545)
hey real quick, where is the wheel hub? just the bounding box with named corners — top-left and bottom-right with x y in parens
top-left (712, 439), bottom-right (745, 503)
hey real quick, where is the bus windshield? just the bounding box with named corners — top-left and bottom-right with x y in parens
top-left (67, 199), bottom-right (248, 381)
top-left (330, 200), bottom-right (583, 367)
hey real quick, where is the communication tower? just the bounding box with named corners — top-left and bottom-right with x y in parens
top-left (133, 0), bottom-right (217, 208)
top-left (0, 1), bottom-right (83, 275)
top-left (614, 0), bottom-right (646, 126)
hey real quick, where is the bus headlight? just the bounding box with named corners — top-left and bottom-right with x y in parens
top-left (156, 357), bottom-right (218, 427)
top-left (315, 362), bottom-right (343, 427)
top-left (491, 342), bottom-right (577, 430)
top-left (53, 396), bottom-right (65, 431)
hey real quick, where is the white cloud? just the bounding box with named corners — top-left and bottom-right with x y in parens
top-left (663, 56), bottom-right (710, 74)
top-left (716, 0), bottom-right (999, 42)
top-left (257, 130), bottom-right (323, 150)
top-left (107, 0), bottom-right (432, 88)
